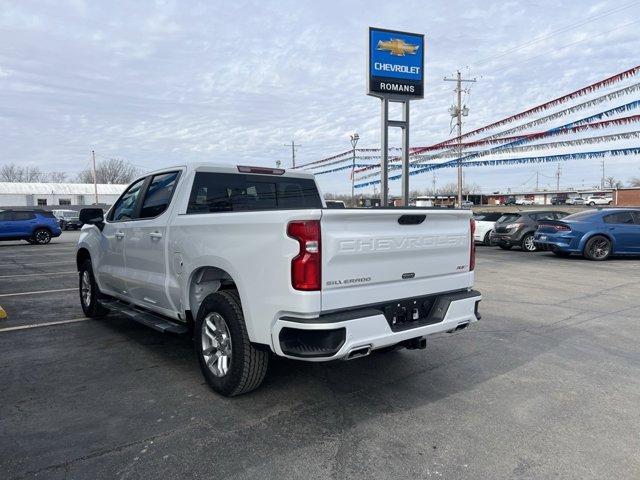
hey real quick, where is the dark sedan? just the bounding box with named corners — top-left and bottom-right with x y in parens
top-left (490, 210), bottom-right (570, 252)
top-left (534, 208), bottom-right (640, 260)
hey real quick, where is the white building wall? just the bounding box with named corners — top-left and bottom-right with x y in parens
top-left (0, 193), bottom-right (121, 207)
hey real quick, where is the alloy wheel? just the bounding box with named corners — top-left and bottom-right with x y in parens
top-left (201, 312), bottom-right (232, 377)
top-left (523, 235), bottom-right (536, 251)
top-left (589, 239), bottom-right (610, 259)
top-left (81, 270), bottom-right (92, 307)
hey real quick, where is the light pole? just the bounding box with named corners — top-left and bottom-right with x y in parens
top-left (350, 133), bottom-right (359, 205)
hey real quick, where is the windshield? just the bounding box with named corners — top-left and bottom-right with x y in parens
top-left (497, 213), bottom-right (521, 223)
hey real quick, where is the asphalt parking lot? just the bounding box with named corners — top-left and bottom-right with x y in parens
top-left (1, 232), bottom-right (639, 479)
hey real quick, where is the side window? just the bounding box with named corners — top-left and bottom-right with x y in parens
top-left (554, 212), bottom-right (569, 219)
top-left (632, 211), bottom-right (640, 225)
top-left (604, 212), bottom-right (635, 225)
top-left (0, 211), bottom-right (12, 221)
top-left (139, 172), bottom-right (179, 219)
top-left (536, 212), bottom-right (554, 221)
top-left (109, 178), bottom-right (146, 222)
top-left (13, 211), bottom-right (36, 221)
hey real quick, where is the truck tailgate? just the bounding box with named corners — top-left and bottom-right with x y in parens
top-left (320, 209), bottom-right (473, 311)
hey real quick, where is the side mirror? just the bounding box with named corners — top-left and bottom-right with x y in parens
top-left (79, 208), bottom-right (104, 230)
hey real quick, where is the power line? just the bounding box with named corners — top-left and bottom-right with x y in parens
top-left (471, 1), bottom-right (640, 67)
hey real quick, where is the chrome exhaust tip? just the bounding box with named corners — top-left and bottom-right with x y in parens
top-left (345, 345), bottom-right (372, 360)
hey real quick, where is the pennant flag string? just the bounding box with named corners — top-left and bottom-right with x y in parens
top-left (354, 147), bottom-right (640, 189)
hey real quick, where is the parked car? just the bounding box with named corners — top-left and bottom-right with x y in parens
top-left (534, 209), bottom-right (640, 260)
top-left (584, 195), bottom-right (613, 206)
top-left (324, 200), bottom-right (346, 208)
top-left (516, 198), bottom-right (535, 206)
top-left (53, 209), bottom-right (83, 230)
top-left (550, 195), bottom-right (567, 205)
top-left (459, 200), bottom-right (474, 208)
top-left (490, 210), bottom-right (569, 252)
top-left (473, 212), bottom-right (502, 245)
top-left (0, 209), bottom-right (62, 244)
top-left (504, 196), bottom-right (517, 205)
top-left (76, 164), bottom-right (481, 396)
top-left (565, 196), bottom-right (585, 205)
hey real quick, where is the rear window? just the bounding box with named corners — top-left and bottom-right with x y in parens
top-left (497, 213), bottom-right (520, 223)
top-left (474, 212), bottom-right (501, 221)
top-left (187, 172), bottom-right (322, 214)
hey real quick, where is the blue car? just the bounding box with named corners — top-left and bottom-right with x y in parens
top-left (0, 209), bottom-right (62, 245)
top-left (534, 208), bottom-right (640, 260)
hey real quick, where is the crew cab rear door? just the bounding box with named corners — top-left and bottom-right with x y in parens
top-left (320, 208), bottom-right (473, 311)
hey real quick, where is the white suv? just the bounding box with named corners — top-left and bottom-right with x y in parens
top-left (585, 195), bottom-right (613, 206)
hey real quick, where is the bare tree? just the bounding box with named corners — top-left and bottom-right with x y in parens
top-left (44, 172), bottom-right (68, 183)
top-left (0, 163), bottom-right (44, 182)
top-left (76, 158), bottom-right (139, 184)
top-left (605, 177), bottom-right (623, 189)
top-left (629, 177), bottom-right (640, 187)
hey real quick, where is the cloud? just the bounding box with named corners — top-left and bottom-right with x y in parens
top-left (0, 0), bottom-right (638, 193)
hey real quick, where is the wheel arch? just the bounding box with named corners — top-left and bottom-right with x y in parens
top-left (579, 231), bottom-right (615, 253)
top-left (187, 266), bottom-right (239, 321)
top-left (77, 247), bottom-right (91, 270)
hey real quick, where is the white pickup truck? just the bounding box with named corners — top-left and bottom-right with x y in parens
top-left (77, 164), bottom-right (481, 396)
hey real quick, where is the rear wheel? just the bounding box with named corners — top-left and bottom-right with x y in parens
top-left (589, 201), bottom-right (595, 206)
top-left (32, 228), bottom-right (52, 245)
top-left (584, 235), bottom-right (611, 261)
top-left (521, 233), bottom-right (537, 252)
top-left (79, 260), bottom-right (108, 317)
top-left (483, 231), bottom-right (492, 246)
top-left (195, 290), bottom-right (269, 396)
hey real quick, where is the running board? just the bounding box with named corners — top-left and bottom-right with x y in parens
top-left (101, 298), bottom-right (188, 334)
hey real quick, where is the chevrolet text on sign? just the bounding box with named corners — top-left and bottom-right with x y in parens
top-left (368, 27), bottom-right (425, 98)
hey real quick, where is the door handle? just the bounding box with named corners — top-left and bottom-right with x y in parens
top-left (115, 231), bottom-right (125, 239)
top-left (149, 231), bottom-right (163, 239)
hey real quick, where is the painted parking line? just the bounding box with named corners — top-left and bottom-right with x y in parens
top-left (0, 261), bottom-right (75, 267)
top-left (0, 271), bottom-right (76, 279)
top-left (0, 317), bottom-right (90, 333)
top-left (0, 288), bottom-right (76, 298)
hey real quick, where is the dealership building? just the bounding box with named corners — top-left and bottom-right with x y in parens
top-left (0, 182), bottom-right (126, 208)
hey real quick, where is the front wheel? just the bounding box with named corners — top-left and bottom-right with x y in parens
top-left (32, 228), bottom-right (52, 245)
top-left (521, 233), bottom-right (537, 252)
top-left (584, 235), bottom-right (611, 261)
top-left (483, 231), bottom-right (492, 246)
top-left (79, 260), bottom-right (108, 317)
top-left (195, 290), bottom-right (269, 396)
top-left (589, 201), bottom-right (596, 206)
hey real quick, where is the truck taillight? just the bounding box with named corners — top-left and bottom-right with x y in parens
top-left (287, 220), bottom-right (321, 291)
top-left (470, 218), bottom-right (476, 271)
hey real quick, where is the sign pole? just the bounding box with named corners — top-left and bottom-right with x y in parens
top-left (401, 101), bottom-right (410, 206)
top-left (380, 98), bottom-right (389, 206)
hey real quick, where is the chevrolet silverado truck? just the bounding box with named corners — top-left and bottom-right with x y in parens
top-left (76, 164), bottom-right (481, 396)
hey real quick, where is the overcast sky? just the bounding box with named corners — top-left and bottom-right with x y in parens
top-left (1, 0), bottom-right (639, 194)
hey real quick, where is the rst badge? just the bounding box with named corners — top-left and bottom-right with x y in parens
top-left (368, 27), bottom-right (425, 99)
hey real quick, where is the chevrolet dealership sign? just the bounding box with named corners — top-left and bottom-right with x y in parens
top-left (368, 27), bottom-right (425, 99)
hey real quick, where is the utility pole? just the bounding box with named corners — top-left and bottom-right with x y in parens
top-left (349, 133), bottom-right (359, 204)
top-left (432, 172), bottom-right (437, 195)
top-left (556, 163), bottom-right (562, 191)
top-left (283, 140), bottom-right (301, 169)
top-left (535, 170), bottom-right (539, 191)
top-left (601, 160), bottom-right (605, 190)
top-left (444, 70), bottom-right (476, 207)
top-left (91, 150), bottom-right (99, 205)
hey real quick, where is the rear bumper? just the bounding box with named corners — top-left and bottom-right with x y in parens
top-left (533, 233), bottom-right (579, 252)
top-left (271, 289), bottom-right (481, 361)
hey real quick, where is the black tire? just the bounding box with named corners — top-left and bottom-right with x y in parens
top-left (25, 238), bottom-right (36, 244)
top-left (499, 244), bottom-right (512, 250)
top-left (583, 235), bottom-right (611, 261)
top-left (32, 228), bottom-right (52, 245)
top-left (79, 260), bottom-right (108, 317)
top-left (589, 201), bottom-right (595, 206)
top-left (553, 250), bottom-right (571, 258)
top-left (521, 233), bottom-right (537, 252)
top-left (483, 230), bottom-right (492, 246)
top-left (607, 201), bottom-right (612, 205)
top-left (195, 290), bottom-right (269, 396)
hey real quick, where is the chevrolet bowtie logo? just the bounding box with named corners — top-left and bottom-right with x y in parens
top-left (377, 38), bottom-right (419, 56)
